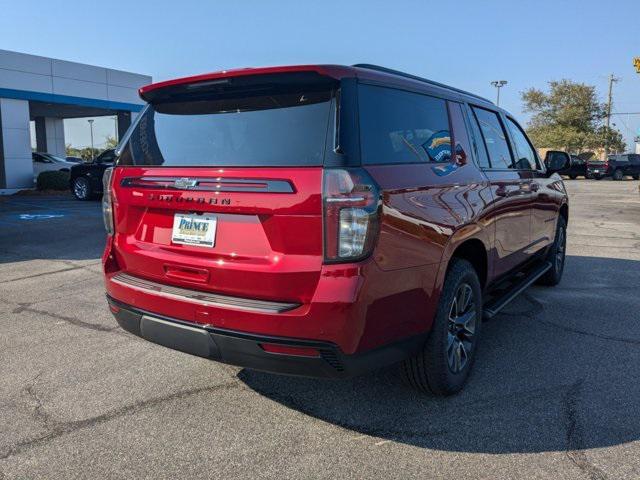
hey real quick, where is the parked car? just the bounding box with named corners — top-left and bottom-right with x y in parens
top-left (32, 152), bottom-right (77, 181)
top-left (69, 149), bottom-right (116, 200)
top-left (587, 154), bottom-right (640, 180)
top-left (102, 64), bottom-right (569, 395)
top-left (65, 156), bottom-right (84, 163)
top-left (554, 154), bottom-right (587, 179)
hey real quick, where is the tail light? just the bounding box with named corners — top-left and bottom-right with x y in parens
top-left (323, 168), bottom-right (380, 263)
top-left (102, 167), bottom-right (115, 235)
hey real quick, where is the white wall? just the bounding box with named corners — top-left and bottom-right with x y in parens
top-left (0, 49), bottom-right (152, 190)
top-left (0, 49), bottom-right (151, 106)
top-left (0, 98), bottom-right (32, 189)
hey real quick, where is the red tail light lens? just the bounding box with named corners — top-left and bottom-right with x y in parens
top-left (102, 167), bottom-right (115, 235)
top-left (323, 168), bottom-right (380, 263)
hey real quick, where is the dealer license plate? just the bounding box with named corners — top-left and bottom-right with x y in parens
top-left (171, 213), bottom-right (217, 248)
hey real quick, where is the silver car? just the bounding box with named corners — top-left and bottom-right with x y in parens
top-left (32, 152), bottom-right (77, 181)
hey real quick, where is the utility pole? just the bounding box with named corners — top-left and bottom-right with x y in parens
top-left (604, 74), bottom-right (619, 158)
top-left (491, 80), bottom-right (508, 106)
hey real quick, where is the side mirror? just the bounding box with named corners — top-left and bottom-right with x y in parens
top-left (544, 151), bottom-right (570, 175)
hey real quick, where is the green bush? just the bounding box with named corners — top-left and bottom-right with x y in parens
top-left (36, 170), bottom-right (71, 191)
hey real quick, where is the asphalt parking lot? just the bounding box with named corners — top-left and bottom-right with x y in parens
top-left (1, 179), bottom-right (639, 480)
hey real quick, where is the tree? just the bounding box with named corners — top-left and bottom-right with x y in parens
top-left (104, 135), bottom-right (118, 149)
top-left (521, 79), bottom-right (626, 154)
top-left (65, 136), bottom-right (118, 162)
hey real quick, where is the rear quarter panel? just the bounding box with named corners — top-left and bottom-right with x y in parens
top-left (361, 162), bottom-right (493, 345)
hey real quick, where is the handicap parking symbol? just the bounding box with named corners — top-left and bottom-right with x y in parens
top-left (18, 212), bottom-right (66, 220)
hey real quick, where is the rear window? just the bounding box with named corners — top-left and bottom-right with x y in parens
top-left (118, 88), bottom-right (333, 167)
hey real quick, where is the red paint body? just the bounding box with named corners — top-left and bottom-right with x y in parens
top-left (103, 64), bottom-right (568, 369)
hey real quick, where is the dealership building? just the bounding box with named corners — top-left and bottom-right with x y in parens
top-left (0, 49), bottom-right (151, 193)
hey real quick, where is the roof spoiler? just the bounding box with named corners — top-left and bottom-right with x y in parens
top-left (138, 65), bottom-right (351, 103)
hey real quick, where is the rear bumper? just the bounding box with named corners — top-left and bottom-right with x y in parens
top-left (107, 295), bottom-right (425, 378)
top-left (587, 167), bottom-right (609, 176)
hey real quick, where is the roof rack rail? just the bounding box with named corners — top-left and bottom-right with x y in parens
top-left (352, 64), bottom-right (493, 104)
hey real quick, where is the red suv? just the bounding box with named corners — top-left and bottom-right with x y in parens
top-left (103, 64), bottom-right (569, 395)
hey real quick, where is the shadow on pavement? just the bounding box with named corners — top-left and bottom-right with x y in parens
top-left (239, 255), bottom-right (640, 454)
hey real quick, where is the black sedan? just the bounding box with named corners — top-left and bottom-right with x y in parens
top-left (69, 149), bottom-right (116, 200)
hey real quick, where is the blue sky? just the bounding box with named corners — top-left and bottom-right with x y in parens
top-left (1, 0), bottom-right (639, 150)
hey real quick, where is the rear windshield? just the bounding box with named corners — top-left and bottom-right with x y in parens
top-left (118, 88), bottom-right (334, 167)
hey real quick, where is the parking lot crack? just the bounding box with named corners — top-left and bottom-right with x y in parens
top-left (0, 264), bottom-right (94, 285)
top-left (518, 293), bottom-right (640, 346)
top-left (563, 380), bottom-right (608, 480)
top-left (0, 381), bottom-right (240, 461)
top-left (12, 304), bottom-right (120, 334)
top-left (23, 373), bottom-right (56, 433)
top-left (538, 318), bottom-right (640, 346)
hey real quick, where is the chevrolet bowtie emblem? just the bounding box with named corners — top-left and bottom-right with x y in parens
top-left (174, 178), bottom-right (198, 189)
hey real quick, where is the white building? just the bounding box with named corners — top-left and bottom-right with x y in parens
top-left (0, 49), bottom-right (151, 192)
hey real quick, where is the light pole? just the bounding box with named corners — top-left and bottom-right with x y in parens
top-left (87, 119), bottom-right (95, 160)
top-left (491, 80), bottom-right (508, 106)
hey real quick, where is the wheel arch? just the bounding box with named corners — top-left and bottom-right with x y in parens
top-left (447, 238), bottom-right (488, 290)
top-left (436, 225), bottom-right (491, 295)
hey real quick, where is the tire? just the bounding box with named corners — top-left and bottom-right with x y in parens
top-left (594, 175), bottom-right (604, 180)
top-left (536, 216), bottom-right (567, 286)
top-left (72, 176), bottom-right (93, 200)
top-left (401, 258), bottom-right (482, 395)
top-left (632, 175), bottom-right (639, 180)
top-left (613, 169), bottom-right (624, 181)
top-left (568, 175), bottom-right (577, 180)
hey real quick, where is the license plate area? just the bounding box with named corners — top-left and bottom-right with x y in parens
top-left (171, 213), bottom-right (217, 248)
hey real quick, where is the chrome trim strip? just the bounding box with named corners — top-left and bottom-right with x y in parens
top-left (120, 176), bottom-right (294, 193)
top-left (325, 196), bottom-right (365, 203)
top-left (111, 272), bottom-right (300, 314)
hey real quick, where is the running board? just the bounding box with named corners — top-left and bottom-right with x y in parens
top-left (483, 262), bottom-right (552, 320)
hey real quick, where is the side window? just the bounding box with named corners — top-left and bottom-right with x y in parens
top-left (358, 84), bottom-right (451, 165)
top-left (506, 117), bottom-right (539, 170)
top-left (471, 107), bottom-right (513, 169)
top-left (464, 105), bottom-right (491, 168)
